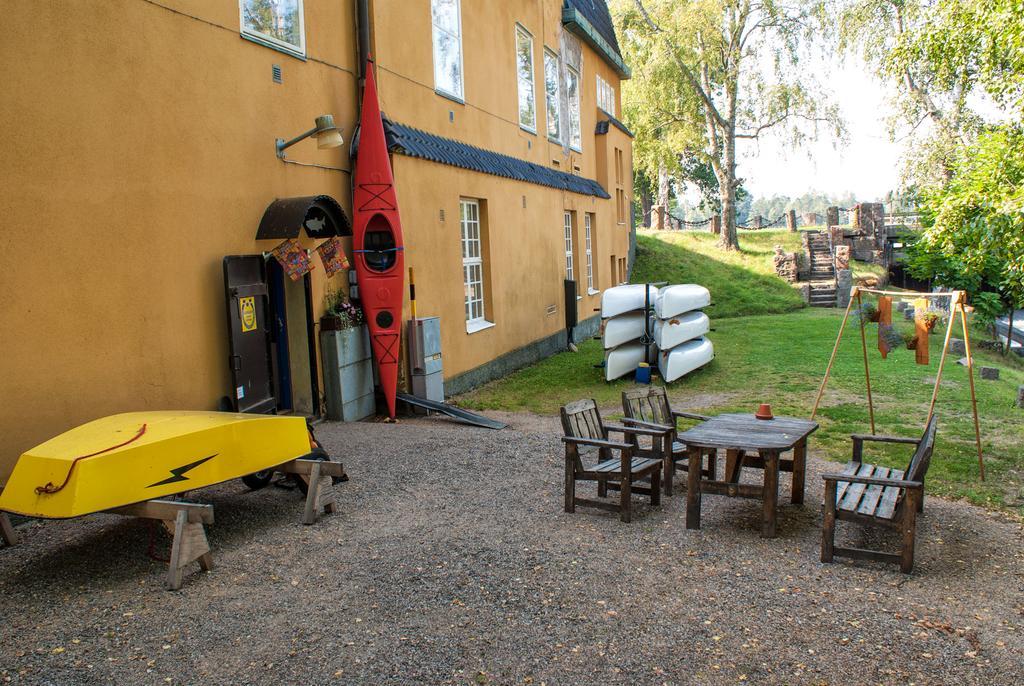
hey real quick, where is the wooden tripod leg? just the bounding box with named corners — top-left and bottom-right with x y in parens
top-left (958, 301), bottom-right (986, 481)
top-left (0, 512), bottom-right (18, 547)
top-left (164, 508), bottom-right (213, 591)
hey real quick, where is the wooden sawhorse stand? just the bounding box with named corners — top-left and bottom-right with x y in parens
top-left (276, 458), bottom-right (346, 525)
top-left (1, 511), bottom-right (18, 547)
top-left (107, 499), bottom-right (214, 591)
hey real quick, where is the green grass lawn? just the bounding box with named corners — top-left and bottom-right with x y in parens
top-left (458, 308), bottom-right (1024, 512)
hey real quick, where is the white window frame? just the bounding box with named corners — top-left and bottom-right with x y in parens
top-left (564, 211), bottom-right (574, 282)
top-left (596, 74), bottom-right (616, 116)
top-left (461, 199), bottom-right (492, 333)
top-left (515, 24), bottom-right (537, 133)
top-left (239, 0), bottom-right (306, 58)
top-left (431, 0), bottom-right (465, 101)
top-left (543, 48), bottom-right (562, 142)
top-left (567, 65), bottom-right (582, 152)
top-left (585, 214), bottom-right (597, 294)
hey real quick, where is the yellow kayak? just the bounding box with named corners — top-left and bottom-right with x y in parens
top-left (0, 412), bottom-right (311, 519)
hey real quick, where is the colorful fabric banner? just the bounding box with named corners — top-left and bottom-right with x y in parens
top-left (271, 238), bottom-right (313, 282)
top-left (315, 237), bottom-right (351, 278)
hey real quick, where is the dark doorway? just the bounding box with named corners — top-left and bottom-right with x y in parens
top-left (223, 256), bottom-right (276, 414)
top-left (264, 258), bottom-right (321, 417)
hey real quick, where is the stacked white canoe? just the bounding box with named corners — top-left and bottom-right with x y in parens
top-left (601, 285), bottom-right (658, 382)
top-left (653, 285), bottom-right (714, 382)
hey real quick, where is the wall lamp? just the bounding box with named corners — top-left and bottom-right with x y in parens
top-left (276, 114), bottom-right (344, 160)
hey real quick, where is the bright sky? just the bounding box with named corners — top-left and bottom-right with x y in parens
top-left (738, 53), bottom-right (906, 202)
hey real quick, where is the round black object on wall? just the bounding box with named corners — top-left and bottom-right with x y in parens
top-left (376, 311), bottom-right (394, 328)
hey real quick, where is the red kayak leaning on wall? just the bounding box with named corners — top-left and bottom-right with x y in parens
top-left (352, 58), bottom-right (404, 420)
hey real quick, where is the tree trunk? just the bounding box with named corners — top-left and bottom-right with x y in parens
top-left (657, 162), bottom-right (670, 216)
top-left (640, 187), bottom-right (653, 228)
top-left (718, 127), bottom-right (739, 250)
top-left (1006, 308), bottom-right (1015, 356)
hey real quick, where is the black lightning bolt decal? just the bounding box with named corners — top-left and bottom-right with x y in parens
top-left (147, 454), bottom-right (216, 488)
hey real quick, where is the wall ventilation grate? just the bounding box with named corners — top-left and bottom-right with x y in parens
top-left (272, 64), bottom-right (282, 83)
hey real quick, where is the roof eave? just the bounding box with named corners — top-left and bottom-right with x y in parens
top-left (561, 6), bottom-right (631, 79)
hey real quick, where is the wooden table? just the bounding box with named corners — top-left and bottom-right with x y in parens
top-left (677, 413), bottom-right (819, 538)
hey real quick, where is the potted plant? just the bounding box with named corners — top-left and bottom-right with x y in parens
top-left (903, 331), bottom-right (918, 350)
top-left (322, 288), bottom-right (366, 331)
top-left (879, 324), bottom-right (902, 354)
top-left (858, 302), bottom-right (880, 323)
top-left (918, 310), bottom-right (943, 332)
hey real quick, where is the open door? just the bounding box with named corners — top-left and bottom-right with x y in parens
top-left (223, 255), bottom-right (276, 414)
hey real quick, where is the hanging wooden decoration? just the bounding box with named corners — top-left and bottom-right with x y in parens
top-left (914, 316), bottom-right (930, 365)
top-left (877, 296), bottom-right (893, 359)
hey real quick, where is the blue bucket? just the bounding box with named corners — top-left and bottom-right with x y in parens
top-left (635, 363), bottom-right (652, 384)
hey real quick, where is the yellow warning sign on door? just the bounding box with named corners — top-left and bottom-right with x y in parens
top-left (239, 296), bottom-right (257, 332)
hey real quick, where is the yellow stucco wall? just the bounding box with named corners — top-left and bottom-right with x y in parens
top-left (1, 0), bottom-right (358, 478)
top-left (0, 0), bottom-right (632, 478)
top-left (373, 0), bottom-right (633, 378)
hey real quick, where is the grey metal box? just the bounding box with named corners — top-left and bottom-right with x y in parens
top-left (321, 327), bottom-right (375, 422)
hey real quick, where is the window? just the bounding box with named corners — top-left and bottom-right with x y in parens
top-left (543, 49), bottom-right (561, 142)
top-left (515, 25), bottom-right (536, 132)
top-left (615, 148), bottom-right (624, 184)
top-left (596, 74), bottom-right (616, 115)
top-left (584, 214), bottom-right (595, 293)
top-left (461, 199), bottom-right (492, 332)
top-left (240, 0), bottom-right (305, 57)
top-left (432, 0), bottom-right (464, 100)
top-left (567, 65), bottom-right (581, 151)
top-left (619, 256), bottom-right (627, 284)
top-left (609, 254), bottom-right (618, 286)
top-left (563, 211), bottom-right (574, 281)
top-left (617, 189), bottom-right (627, 225)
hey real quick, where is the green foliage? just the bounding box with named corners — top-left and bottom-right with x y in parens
top-left (630, 229), bottom-right (806, 318)
top-left (908, 125), bottom-right (1024, 317)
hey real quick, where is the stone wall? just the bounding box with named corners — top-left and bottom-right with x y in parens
top-left (834, 244), bottom-right (850, 271)
top-left (836, 270), bottom-right (853, 308)
top-left (773, 245), bottom-right (799, 282)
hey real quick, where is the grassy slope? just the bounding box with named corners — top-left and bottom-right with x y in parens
top-left (457, 230), bottom-right (1024, 511)
top-left (632, 229), bottom-right (805, 318)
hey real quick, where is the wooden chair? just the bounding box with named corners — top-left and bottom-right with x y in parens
top-left (621, 386), bottom-right (716, 495)
top-left (821, 415), bottom-right (937, 573)
top-left (560, 399), bottom-right (667, 522)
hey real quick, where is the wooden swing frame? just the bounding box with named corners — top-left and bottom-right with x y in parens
top-left (811, 287), bottom-right (985, 480)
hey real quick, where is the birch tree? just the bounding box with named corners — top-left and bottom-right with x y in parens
top-left (614, 0), bottom-right (839, 250)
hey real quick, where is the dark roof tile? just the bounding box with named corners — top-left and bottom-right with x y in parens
top-left (384, 119), bottom-right (611, 199)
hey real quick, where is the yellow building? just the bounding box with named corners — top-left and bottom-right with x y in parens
top-left (0, 0), bottom-right (633, 478)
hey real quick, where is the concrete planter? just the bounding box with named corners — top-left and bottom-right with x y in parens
top-left (320, 325), bottom-right (375, 422)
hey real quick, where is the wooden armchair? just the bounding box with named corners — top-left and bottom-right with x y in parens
top-left (560, 399), bottom-right (667, 522)
top-left (621, 386), bottom-right (716, 495)
top-left (821, 415), bottom-right (937, 573)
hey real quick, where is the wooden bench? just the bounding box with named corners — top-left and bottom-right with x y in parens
top-left (821, 415), bottom-right (937, 573)
top-left (621, 386), bottom-right (716, 495)
top-left (560, 399), bottom-right (666, 522)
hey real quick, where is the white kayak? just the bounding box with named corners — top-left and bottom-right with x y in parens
top-left (602, 311), bottom-right (652, 349)
top-left (604, 342), bottom-right (655, 381)
top-left (654, 284), bottom-right (711, 319)
top-left (659, 337), bottom-right (714, 383)
top-left (601, 284), bottom-right (659, 319)
top-left (653, 311), bottom-right (710, 350)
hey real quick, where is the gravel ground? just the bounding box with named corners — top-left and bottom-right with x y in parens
top-left (1, 414), bottom-right (1022, 685)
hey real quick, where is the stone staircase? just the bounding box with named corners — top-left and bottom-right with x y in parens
top-left (805, 231), bottom-right (837, 307)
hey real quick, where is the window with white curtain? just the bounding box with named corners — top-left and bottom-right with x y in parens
top-left (515, 25), bottom-right (536, 132)
top-left (461, 199), bottom-right (485, 326)
top-left (585, 213), bottom-right (594, 292)
top-left (432, 0), bottom-right (464, 99)
top-left (596, 74), bottom-right (616, 115)
top-left (543, 49), bottom-right (561, 142)
top-left (567, 65), bottom-right (581, 151)
top-left (564, 211), bottom-right (574, 281)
